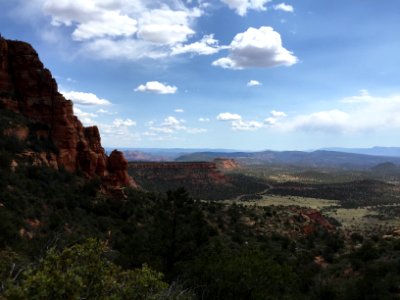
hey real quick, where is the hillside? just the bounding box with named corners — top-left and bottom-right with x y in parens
top-left (176, 149), bottom-right (400, 169)
top-left (128, 159), bottom-right (266, 200)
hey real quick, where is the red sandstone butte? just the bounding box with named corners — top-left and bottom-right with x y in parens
top-left (0, 37), bottom-right (138, 191)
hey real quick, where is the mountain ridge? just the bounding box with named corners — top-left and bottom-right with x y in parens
top-left (0, 37), bottom-right (137, 192)
top-left (175, 149), bottom-right (400, 169)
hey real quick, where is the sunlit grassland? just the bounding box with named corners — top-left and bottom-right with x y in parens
top-left (223, 194), bottom-right (400, 231)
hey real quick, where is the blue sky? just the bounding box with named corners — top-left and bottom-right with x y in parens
top-left (1, 0), bottom-right (400, 150)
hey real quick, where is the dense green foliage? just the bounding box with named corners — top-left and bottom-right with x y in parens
top-left (1, 158), bottom-right (400, 299)
top-left (1, 109), bottom-right (400, 299)
top-left (4, 239), bottom-right (170, 299)
top-left (267, 180), bottom-right (397, 207)
top-left (128, 164), bottom-right (268, 200)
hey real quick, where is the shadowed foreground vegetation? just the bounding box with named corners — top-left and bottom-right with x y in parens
top-left (1, 161), bottom-right (400, 298)
top-left (1, 110), bottom-right (400, 299)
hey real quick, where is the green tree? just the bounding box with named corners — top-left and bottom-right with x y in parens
top-left (188, 242), bottom-right (301, 300)
top-left (4, 239), bottom-right (170, 299)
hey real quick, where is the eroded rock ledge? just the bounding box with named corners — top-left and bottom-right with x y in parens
top-left (0, 37), bottom-right (138, 192)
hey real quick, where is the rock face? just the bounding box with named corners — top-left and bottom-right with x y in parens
top-left (108, 150), bottom-right (137, 187)
top-left (214, 158), bottom-right (240, 171)
top-left (0, 37), bottom-right (137, 191)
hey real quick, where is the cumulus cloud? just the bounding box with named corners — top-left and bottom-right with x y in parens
top-left (214, 92), bottom-right (400, 134)
top-left (217, 112), bottom-right (264, 131)
top-left (162, 116), bottom-right (183, 127)
top-left (282, 110), bottom-right (350, 133)
top-left (72, 11), bottom-right (137, 41)
top-left (340, 89), bottom-right (373, 104)
top-left (231, 119), bottom-right (263, 131)
top-left (41, 0), bottom-right (206, 60)
top-left (98, 117), bottom-right (140, 145)
top-left (74, 107), bottom-right (98, 118)
top-left (135, 81), bottom-right (178, 94)
top-left (199, 117), bottom-right (210, 122)
top-left (113, 118), bottom-right (136, 127)
top-left (62, 90), bottom-right (111, 105)
top-left (221, 0), bottom-right (271, 16)
top-left (247, 80), bottom-right (262, 86)
top-left (175, 108), bottom-right (185, 113)
top-left (145, 115), bottom-right (206, 140)
top-left (96, 108), bottom-right (116, 115)
top-left (171, 34), bottom-right (225, 56)
top-left (212, 26), bottom-right (298, 69)
top-left (43, 0), bottom-right (138, 41)
top-left (273, 3), bottom-right (294, 13)
top-left (264, 110), bottom-right (287, 125)
top-left (81, 38), bottom-right (169, 60)
top-left (137, 6), bottom-right (201, 44)
top-left (264, 91), bottom-right (400, 134)
top-left (73, 107), bottom-right (98, 126)
top-left (217, 112), bottom-right (242, 121)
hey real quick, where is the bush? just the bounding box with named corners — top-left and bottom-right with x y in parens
top-left (4, 239), bottom-right (173, 299)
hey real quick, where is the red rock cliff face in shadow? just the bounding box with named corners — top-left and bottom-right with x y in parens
top-left (0, 37), bottom-right (138, 190)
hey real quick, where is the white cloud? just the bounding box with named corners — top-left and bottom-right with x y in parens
top-left (134, 81), bottom-right (178, 94)
top-left (74, 107), bottom-right (98, 118)
top-left (340, 89), bottom-right (373, 103)
top-left (199, 117), bottom-right (210, 122)
top-left (175, 108), bottom-right (185, 113)
top-left (137, 6), bottom-right (202, 44)
top-left (82, 38), bottom-right (169, 60)
top-left (43, 0), bottom-right (98, 26)
top-left (73, 107), bottom-right (98, 126)
top-left (273, 3), bottom-right (294, 13)
top-left (217, 112), bottom-right (264, 131)
top-left (42, 0), bottom-right (205, 60)
top-left (72, 11), bottom-right (137, 41)
top-left (212, 26), bottom-right (298, 69)
top-left (62, 90), bottom-right (111, 105)
top-left (43, 0), bottom-right (138, 41)
top-left (221, 0), bottom-right (271, 16)
top-left (217, 112), bottom-right (242, 121)
top-left (264, 91), bottom-right (400, 134)
top-left (232, 119), bottom-right (263, 131)
top-left (162, 116), bottom-right (183, 127)
top-left (171, 34), bottom-right (225, 56)
top-left (145, 115), bottom-right (207, 139)
top-left (113, 118), bottom-right (136, 127)
top-left (282, 110), bottom-right (350, 133)
top-left (96, 108), bottom-right (116, 115)
top-left (186, 127), bottom-right (207, 133)
top-left (98, 117), bottom-right (140, 145)
top-left (270, 110), bottom-right (287, 118)
top-left (247, 80), bottom-right (262, 86)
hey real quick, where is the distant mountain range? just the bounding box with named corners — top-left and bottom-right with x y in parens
top-left (321, 147), bottom-right (400, 157)
top-left (115, 147), bottom-right (400, 169)
top-left (175, 150), bottom-right (400, 169)
top-left (105, 148), bottom-right (239, 161)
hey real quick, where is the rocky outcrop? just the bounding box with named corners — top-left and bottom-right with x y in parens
top-left (0, 37), bottom-right (137, 192)
top-left (214, 158), bottom-right (240, 171)
top-left (108, 150), bottom-right (138, 188)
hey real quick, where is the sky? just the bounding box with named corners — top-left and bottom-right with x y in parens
top-left (1, 0), bottom-right (400, 151)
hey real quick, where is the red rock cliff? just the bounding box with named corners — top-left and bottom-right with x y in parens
top-left (0, 37), bottom-right (137, 190)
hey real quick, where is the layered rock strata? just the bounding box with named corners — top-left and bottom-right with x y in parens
top-left (0, 37), bottom-right (137, 191)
